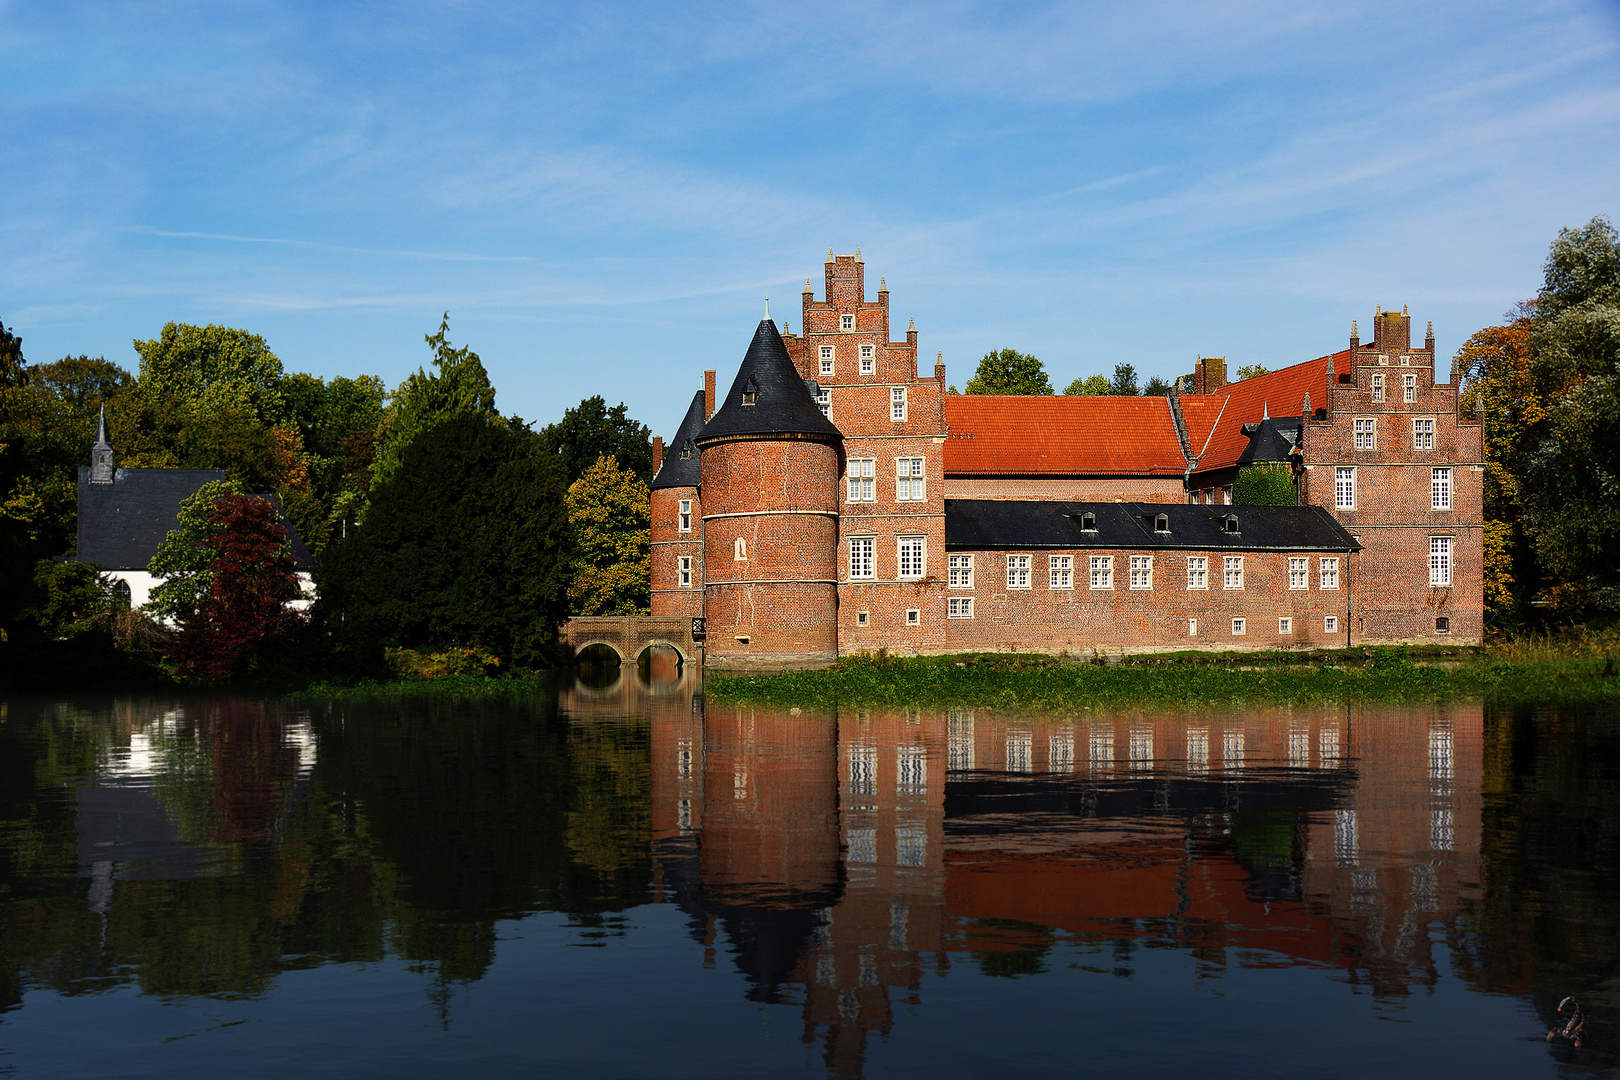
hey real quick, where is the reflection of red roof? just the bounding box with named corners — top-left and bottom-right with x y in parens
top-left (944, 396), bottom-right (1187, 476)
top-left (1192, 354), bottom-right (1338, 473)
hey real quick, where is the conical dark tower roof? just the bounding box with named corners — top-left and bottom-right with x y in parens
top-left (651, 390), bottom-right (708, 490)
top-left (695, 320), bottom-right (841, 445)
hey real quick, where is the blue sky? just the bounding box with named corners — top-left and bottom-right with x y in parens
top-left (5, 1), bottom-right (1618, 439)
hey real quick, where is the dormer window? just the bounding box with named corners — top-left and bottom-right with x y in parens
top-left (741, 376), bottom-right (759, 405)
top-left (1224, 515), bottom-right (1240, 534)
top-left (1079, 512), bottom-right (1096, 532)
top-left (1155, 514), bottom-right (1170, 533)
top-left (679, 441), bottom-right (692, 460)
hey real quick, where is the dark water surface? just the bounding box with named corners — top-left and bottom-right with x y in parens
top-left (2, 665), bottom-right (1617, 1079)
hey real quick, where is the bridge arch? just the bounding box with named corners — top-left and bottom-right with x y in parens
top-left (561, 616), bottom-right (703, 667)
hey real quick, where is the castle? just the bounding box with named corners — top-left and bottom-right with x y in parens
top-left (650, 251), bottom-right (1483, 670)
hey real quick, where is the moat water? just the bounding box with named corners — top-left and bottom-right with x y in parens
top-left (2, 663), bottom-right (1616, 1079)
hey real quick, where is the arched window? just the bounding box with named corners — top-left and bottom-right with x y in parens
top-left (110, 578), bottom-right (132, 608)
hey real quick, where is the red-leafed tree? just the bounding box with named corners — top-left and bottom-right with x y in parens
top-left (169, 494), bottom-right (304, 681)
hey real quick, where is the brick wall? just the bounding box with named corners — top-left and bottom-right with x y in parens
top-left (651, 486), bottom-right (704, 617)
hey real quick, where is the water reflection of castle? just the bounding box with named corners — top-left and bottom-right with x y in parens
top-left (575, 667), bottom-right (1481, 1078)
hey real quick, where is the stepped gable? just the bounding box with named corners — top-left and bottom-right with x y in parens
top-left (944, 396), bottom-right (1186, 476)
top-left (650, 390), bottom-right (707, 490)
top-left (1195, 354), bottom-right (1338, 472)
top-left (694, 319), bottom-right (841, 445)
top-left (944, 499), bottom-right (1359, 552)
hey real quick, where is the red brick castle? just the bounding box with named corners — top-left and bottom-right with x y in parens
top-left (651, 251), bottom-right (1483, 669)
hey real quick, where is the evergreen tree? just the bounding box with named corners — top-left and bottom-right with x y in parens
top-left (1108, 363), bottom-right (1140, 396)
top-left (371, 314), bottom-right (498, 491)
top-left (964, 349), bottom-right (1053, 395)
top-left (566, 455), bottom-right (650, 616)
top-left (539, 396), bottom-right (653, 485)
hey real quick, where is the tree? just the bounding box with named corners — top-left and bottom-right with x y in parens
top-left (566, 455), bottom-right (651, 616)
top-left (167, 494), bottom-right (304, 682)
top-left (1233, 463), bottom-right (1296, 505)
top-left (27, 355), bottom-right (133, 413)
top-left (280, 372), bottom-right (388, 553)
top-left (319, 412), bottom-right (572, 667)
top-left (963, 349), bottom-right (1053, 395)
top-left (1063, 375), bottom-right (1110, 395)
top-left (1236, 364), bottom-right (1271, 381)
top-left (134, 323), bottom-right (288, 425)
top-left (372, 314), bottom-right (498, 491)
top-left (1143, 376), bottom-right (1173, 396)
top-left (1108, 363), bottom-right (1139, 396)
top-left (146, 480), bottom-right (244, 622)
top-left (539, 396), bottom-right (653, 486)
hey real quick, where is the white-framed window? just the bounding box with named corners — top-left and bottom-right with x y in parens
top-left (678, 499), bottom-right (692, 532)
top-left (948, 554), bottom-right (974, 588)
top-left (905, 609), bottom-right (921, 626)
top-left (1413, 418), bottom-right (1435, 450)
top-left (1049, 555), bottom-right (1072, 589)
top-left (1187, 556), bottom-right (1208, 590)
top-left (1404, 373), bottom-right (1417, 402)
top-left (1232, 617), bottom-right (1246, 635)
top-left (1320, 557), bottom-right (1339, 590)
top-left (1188, 618), bottom-right (1198, 636)
top-left (1222, 486), bottom-right (1233, 504)
top-left (1129, 556), bottom-right (1152, 589)
top-left (1430, 536), bottom-right (1452, 586)
top-left (890, 386), bottom-right (907, 421)
top-left (1089, 556), bottom-right (1113, 590)
top-left (678, 556), bottom-right (693, 588)
top-left (1223, 556), bottom-right (1244, 590)
top-left (1279, 617), bottom-right (1293, 634)
top-left (1354, 418), bottom-right (1376, 450)
top-left (1289, 557), bottom-right (1308, 590)
top-left (840, 314), bottom-right (855, 331)
top-left (860, 353), bottom-right (875, 375)
top-left (734, 537), bottom-right (747, 561)
top-left (849, 537), bottom-right (874, 579)
top-left (860, 343), bottom-right (874, 367)
top-left (1007, 554), bottom-right (1031, 589)
top-left (1335, 467), bottom-right (1355, 509)
top-left (847, 458), bottom-right (875, 501)
top-left (1432, 467), bottom-right (1451, 510)
top-left (1325, 615), bottom-right (1339, 633)
top-left (1372, 373), bottom-right (1385, 402)
top-left (895, 457), bottom-right (925, 500)
top-left (897, 536), bottom-right (925, 579)
top-left (856, 610), bottom-right (869, 627)
top-left (819, 345), bottom-right (835, 374)
top-left (948, 596), bottom-right (974, 618)
top-left (816, 388), bottom-right (830, 418)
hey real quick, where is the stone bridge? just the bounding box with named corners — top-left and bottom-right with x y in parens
top-left (561, 616), bottom-right (704, 665)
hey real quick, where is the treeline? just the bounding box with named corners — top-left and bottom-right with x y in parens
top-left (0, 315), bottom-right (657, 685)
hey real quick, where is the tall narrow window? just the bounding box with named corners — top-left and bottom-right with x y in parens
top-left (819, 345), bottom-right (835, 376)
top-left (1007, 555), bottom-right (1031, 589)
top-left (1432, 467), bottom-right (1452, 510)
top-left (860, 344), bottom-right (875, 373)
top-left (1354, 418), bottom-right (1376, 450)
top-left (897, 536), bottom-right (925, 579)
top-left (1430, 537), bottom-right (1452, 586)
top-left (678, 499), bottom-right (692, 532)
top-left (849, 537), bottom-right (874, 579)
top-left (1335, 467), bottom-right (1355, 509)
top-left (1289, 557), bottom-right (1308, 589)
top-left (678, 556), bottom-right (693, 588)
top-left (1187, 557), bottom-right (1208, 590)
top-left (1372, 373), bottom-right (1385, 402)
top-left (890, 387), bottom-right (907, 421)
top-left (948, 554), bottom-right (974, 588)
top-left (895, 457), bottom-right (925, 501)
top-left (1129, 556), bottom-right (1153, 589)
top-left (1089, 556), bottom-right (1113, 590)
top-left (1223, 556), bottom-right (1244, 590)
top-left (1413, 418), bottom-right (1435, 450)
top-left (1320, 557), bottom-right (1339, 590)
top-left (1049, 555), bottom-right (1072, 589)
top-left (1404, 373), bottom-right (1417, 402)
top-left (816, 388), bottom-right (830, 418)
top-left (847, 459), bottom-right (875, 501)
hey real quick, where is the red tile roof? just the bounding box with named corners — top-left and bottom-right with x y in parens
top-left (944, 395), bottom-right (1188, 475)
top-left (1191, 353), bottom-right (1339, 473)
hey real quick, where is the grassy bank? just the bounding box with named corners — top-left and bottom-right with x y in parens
top-left (705, 645), bottom-right (1620, 712)
top-left (290, 671), bottom-right (557, 702)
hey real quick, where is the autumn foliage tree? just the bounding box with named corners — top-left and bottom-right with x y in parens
top-left (566, 454), bottom-right (651, 616)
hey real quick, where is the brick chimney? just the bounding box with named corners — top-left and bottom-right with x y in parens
top-left (704, 370), bottom-right (716, 420)
top-left (1192, 355), bottom-right (1227, 394)
top-left (652, 436), bottom-right (663, 475)
top-left (1373, 306), bottom-right (1411, 352)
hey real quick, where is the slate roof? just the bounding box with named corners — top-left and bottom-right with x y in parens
top-left (650, 390), bottom-right (707, 491)
top-left (695, 319), bottom-right (842, 444)
top-left (1236, 416), bottom-right (1302, 465)
top-left (944, 396), bottom-right (1186, 476)
top-left (77, 468), bottom-right (314, 570)
top-left (944, 499), bottom-right (1359, 553)
top-left (1190, 354), bottom-right (1337, 473)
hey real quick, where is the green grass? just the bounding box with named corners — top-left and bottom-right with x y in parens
top-left (705, 646), bottom-right (1620, 712)
top-left (289, 671), bottom-right (557, 702)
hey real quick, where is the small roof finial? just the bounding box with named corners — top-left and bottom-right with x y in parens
top-left (764, 298), bottom-right (770, 320)
top-left (879, 276), bottom-right (886, 291)
top-left (1351, 318), bottom-right (1359, 338)
top-left (1426, 319), bottom-right (1434, 337)
top-left (783, 321), bottom-right (791, 335)
top-left (1263, 400), bottom-right (1269, 421)
top-left (909, 316), bottom-right (916, 331)
top-left (1402, 304), bottom-right (1408, 317)
top-left (855, 247), bottom-right (862, 261)
top-left (803, 278), bottom-right (812, 294)
top-left (828, 248), bottom-right (834, 262)
top-left (1376, 305), bottom-right (1382, 316)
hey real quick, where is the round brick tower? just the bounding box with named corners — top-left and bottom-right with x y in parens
top-left (649, 389), bottom-right (708, 618)
top-left (695, 319), bottom-right (842, 670)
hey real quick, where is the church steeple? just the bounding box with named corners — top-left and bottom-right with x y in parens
top-left (89, 405), bottom-right (115, 484)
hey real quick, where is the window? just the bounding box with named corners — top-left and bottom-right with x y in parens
top-left (678, 499), bottom-right (692, 532)
top-left (1232, 617), bottom-right (1246, 635)
top-left (856, 610), bottom-right (869, 627)
top-left (948, 596), bottom-right (974, 618)
top-left (948, 554), bottom-right (974, 588)
top-left (1432, 467), bottom-right (1451, 510)
top-left (897, 536), bottom-right (925, 579)
top-left (1335, 467), bottom-right (1355, 509)
top-left (1130, 556), bottom-right (1153, 589)
top-left (1372, 373), bottom-right (1385, 402)
top-left (905, 609), bottom-right (921, 626)
top-left (1436, 616), bottom-right (1450, 633)
top-left (860, 353), bottom-right (874, 375)
top-left (1049, 555), bottom-right (1072, 589)
top-left (816, 388), bottom-right (830, 418)
top-left (1007, 555), bottom-right (1031, 589)
top-left (1188, 618), bottom-right (1198, 636)
top-left (1354, 418), bottom-right (1376, 450)
top-left (847, 459), bottom-right (875, 501)
top-left (1222, 486), bottom-right (1233, 504)
top-left (1279, 617), bottom-right (1293, 634)
top-left (1430, 536), bottom-right (1451, 586)
top-left (860, 344), bottom-right (874, 365)
top-left (1413, 418), bottom-right (1435, 450)
top-left (1224, 515), bottom-right (1240, 534)
top-left (890, 386), bottom-right (907, 421)
top-left (1404, 373), bottom-right (1416, 402)
top-left (679, 440), bottom-right (691, 459)
top-left (819, 345), bottom-right (835, 375)
top-left (840, 314), bottom-right (855, 331)
top-left (1289, 557), bottom-right (1308, 589)
top-left (1325, 615), bottom-right (1339, 633)
top-left (1187, 556), bottom-right (1208, 590)
top-left (1223, 556), bottom-right (1244, 590)
top-left (678, 556), bottom-right (693, 588)
top-left (1089, 555), bottom-right (1113, 590)
top-left (734, 537), bottom-right (747, 561)
top-left (850, 537), bottom-right (874, 579)
top-left (1320, 557), bottom-right (1339, 590)
top-left (1154, 514), bottom-right (1169, 533)
top-left (1078, 512), bottom-right (1096, 531)
top-left (895, 457), bottom-right (925, 500)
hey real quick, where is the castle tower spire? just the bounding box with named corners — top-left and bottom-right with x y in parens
top-left (89, 405), bottom-right (115, 484)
